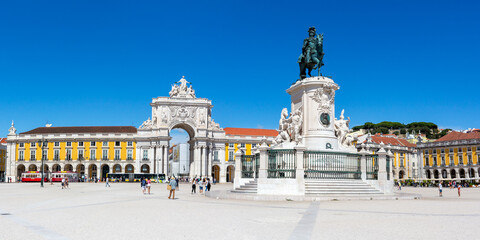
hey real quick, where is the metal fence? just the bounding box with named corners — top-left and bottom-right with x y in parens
top-left (241, 155), bottom-right (255, 178)
top-left (386, 155), bottom-right (391, 180)
top-left (304, 151), bottom-right (361, 179)
top-left (255, 153), bottom-right (260, 178)
top-left (267, 149), bottom-right (296, 178)
top-left (366, 154), bottom-right (379, 180)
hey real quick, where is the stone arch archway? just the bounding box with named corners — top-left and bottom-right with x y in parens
top-left (442, 169), bottom-right (448, 179)
top-left (101, 164), bottom-right (110, 180)
top-left (17, 164), bottom-right (25, 178)
top-left (469, 168), bottom-right (475, 179)
top-left (52, 164), bottom-right (61, 172)
top-left (226, 165), bottom-right (235, 182)
top-left (76, 164), bottom-right (85, 178)
top-left (450, 169), bottom-right (457, 179)
top-left (113, 164), bottom-right (122, 173)
top-left (433, 169), bottom-right (439, 179)
top-left (29, 164), bottom-right (37, 171)
top-left (399, 170), bottom-right (405, 179)
top-left (88, 164), bottom-right (98, 179)
top-left (125, 164), bottom-right (134, 173)
top-left (64, 164), bottom-right (73, 172)
top-left (459, 169), bottom-right (466, 179)
top-left (212, 165), bottom-right (220, 183)
top-left (141, 164), bottom-right (150, 173)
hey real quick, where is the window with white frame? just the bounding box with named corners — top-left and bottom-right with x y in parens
top-left (90, 149), bottom-right (96, 160)
top-left (441, 156), bottom-right (445, 165)
top-left (42, 150), bottom-right (47, 160)
top-left (127, 141), bottom-right (133, 147)
top-left (91, 141), bottom-right (96, 147)
top-left (31, 142), bottom-right (36, 147)
top-left (240, 143), bottom-right (245, 148)
top-left (19, 143), bottom-right (24, 148)
top-left (214, 151), bottom-right (219, 161)
top-left (114, 149), bottom-right (120, 160)
top-left (449, 155), bottom-right (453, 165)
top-left (458, 154), bottom-right (463, 165)
top-left (19, 150), bottom-right (24, 160)
top-left (54, 142), bottom-right (59, 147)
top-left (228, 151), bottom-right (234, 161)
top-left (468, 147), bottom-right (471, 152)
top-left (66, 149), bottom-right (72, 160)
top-left (458, 148), bottom-right (463, 153)
top-left (54, 150), bottom-right (59, 160)
top-left (143, 150), bottom-right (148, 160)
top-left (127, 150), bottom-right (133, 160)
top-left (115, 141), bottom-right (121, 147)
top-left (468, 155), bottom-right (472, 164)
top-left (450, 148), bottom-right (453, 153)
top-left (78, 149), bottom-right (84, 160)
top-left (30, 150), bottom-right (36, 160)
top-left (229, 143), bottom-right (234, 148)
top-left (103, 141), bottom-right (108, 146)
top-left (102, 150), bottom-right (108, 160)
top-left (66, 142), bottom-right (71, 147)
top-left (78, 142), bottom-right (84, 147)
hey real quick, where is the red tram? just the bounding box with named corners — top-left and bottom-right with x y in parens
top-left (21, 171), bottom-right (48, 182)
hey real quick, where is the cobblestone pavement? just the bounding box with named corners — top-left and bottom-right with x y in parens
top-left (0, 182), bottom-right (479, 240)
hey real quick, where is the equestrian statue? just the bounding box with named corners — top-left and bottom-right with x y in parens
top-left (298, 26), bottom-right (324, 80)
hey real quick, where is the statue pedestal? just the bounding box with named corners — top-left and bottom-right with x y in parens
top-left (287, 76), bottom-right (340, 151)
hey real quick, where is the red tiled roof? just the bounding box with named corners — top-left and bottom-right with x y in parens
top-left (20, 126), bottom-right (137, 135)
top-left (367, 135), bottom-right (416, 148)
top-left (0, 138), bottom-right (7, 144)
top-left (224, 127), bottom-right (278, 137)
top-left (435, 131), bottom-right (480, 142)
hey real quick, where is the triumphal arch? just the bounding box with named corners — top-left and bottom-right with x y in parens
top-left (136, 76), bottom-right (227, 179)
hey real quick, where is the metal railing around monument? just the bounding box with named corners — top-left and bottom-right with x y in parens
top-left (267, 149), bottom-right (296, 178)
top-left (366, 154), bottom-right (379, 180)
top-left (304, 151), bottom-right (361, 179)
top-left (241, 155), bottom-right (255, 178)
top-left (386, 155), bottom-right (391, 181)
top-left (255, 153), bottom-right (260, 178)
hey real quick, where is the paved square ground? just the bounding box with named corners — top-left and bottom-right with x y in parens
top-left (0, 182), bottom-right (479, 240)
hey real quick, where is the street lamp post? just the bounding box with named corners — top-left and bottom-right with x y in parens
top-left (38, 138), bottom-right (48, 188)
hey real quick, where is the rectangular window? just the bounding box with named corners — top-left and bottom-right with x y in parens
top-left (19, 150), bottom-right (24, 160)
top-left (90, 149), bottom-right (96, 160)
top-left (66, 142), bottom-right (71, 147)
top-left (103, 141), bottom-right (108, 146)
top-left (102, 150), bottom-right (108, 160)
top-left (54, 142), bottom-right (59, 147)
top-left (449, 156), bottom-right (453, 166)
top-left (31, 142), bottom-right (36, 147)
top-left (441, 156), bottom-right (445, 165)
top-left (458, 155), bottom-right (463, 165)
top-left (468, 155), bottom-right (472, 164)
top-left (127, 141), bottom-right (133, 147)
top-left (240, 143), bottom-right (245, 148)
top-left (114, 149), bottom-right (120, 160)
top-left (54, 150), bottom-right (59, 160)
top-left (433, 157), bottom-right (437, 166)
top-left (441, 149), bottom-right (445, 154)
top-left (450, 148), bottom-right (453, 153)
top-left (458, 148), bottom-right (462, 153)
top-left (78, 142), bottom-right (84, 147)
top-left (19, 143), bottom-right (24, 148)
top-left (214, 151), bottom-right (219, 161)
top-left (143, 150), bottom-right (148, 160)
top-left (228, 143), bottom-right (234, 148)
top-left (42, 150), bottom-right (47, 160)
top-left (30, 150), bottom-right (36, 160)
top-left (467, 147), bottom-right (471, 152)
top-left (252, 143), bottom-right (256, 148)
top-left (115, 141), bottom-right (121, 147)
top-left (78, 149), bottom-right (84, 160)
top-left (433, 149), bottom-right (437, 154)
top-left (66, 149), bottom-right (72, 160)
top-left (127, 150), bottom-right (133, 160)
top-left (228, 151), bottom-right (234, 161)
top-left (90, 141), bottom-right (96, 147)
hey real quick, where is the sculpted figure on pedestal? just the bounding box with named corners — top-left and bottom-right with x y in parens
top-left (273, 108), bottom-right (291, 144)
top-left (334, 109), bottom-right (351, 146)
top-left (139, 117), bottom-right (154, 129)
top-left (289, 109), bottom-right (303, 143)
top-left (169, 76), bottom-right (196, 98)
top-left (298, 27), bottom-right (325, 79)
top-left (273, 108), bottom-right (303, 145)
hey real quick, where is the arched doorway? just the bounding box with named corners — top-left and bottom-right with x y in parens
top-left (125, 164), bottom-right (134, 173)
top-left (52, 164), bottom-right (61, 172)
top-left (433, 170), bottom-right (439, 179)
top-left (113, 164), bottom-right (122, 173)
top-left (459, 169), bottom-right (466, 179)
top-left (141, 164), bottom-right (150, 173)
top-left (29, 164), bottom-right (37, 171)
top-left (226, 165), bottom-right (234, 182)
top-left (64, 164), bottom-right (73, 172)
top-left (399, 170), bottom-right (405, 179)
top-left (442, 169), bottom-right (448, 179)
top-left (425, 170), bottom-right (431, 179)
top-left (17, 164), bottom-right (25, 179)
top-left (169, 123), bottom-right (195, 177)
top-left (469, 168), bottom-right (475, 179)
top-left (450, 169), bottom-right (456, 179)
top-left (212, 165), bottom-right (220, 183)
top-left (89, 164), bottom-right (97, 179)
top-left (76, 164), bottom-right (85, 179)
top-left (42, 165), bottom-right (49, 172)
top-left (101, 164), bottom-right (110, 180)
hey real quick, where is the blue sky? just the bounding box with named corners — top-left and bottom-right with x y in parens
top-left (1, 0), bottom-right (479, 136)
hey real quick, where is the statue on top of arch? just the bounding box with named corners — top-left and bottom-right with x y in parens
top-left (169, 76), bottom-right (196, 98)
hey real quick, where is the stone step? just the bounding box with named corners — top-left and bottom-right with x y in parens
top-left (306, 186), bottom-right (375, 190)
top-left (231, 189), bottom-right (257, 193)
top-left (306, 188), bottom-right (380, 193)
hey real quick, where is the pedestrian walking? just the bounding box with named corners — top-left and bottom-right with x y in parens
top-left (106, 177), bottom-right (110, 187)
top-left (141, 177), bottom-right (146, 194)
top-left (65, 178), bottom-right (69, 188)
top-left (206, 178), bottom-right (211, 191)
top-left (61, 177), bottom-right (65, 189)
top-left (175, 177), bottom-right (179, 191)
top-left (458, 184), bottom-right (461, 197)
top-left (168, 177), bottom-right (177, 199)
top-left (147, 178), bottom-right (152, 194)
top-left (191, 179), bottom-right (196, 194)
top-left (438, 181), bottom-right (443, 197)
top-left (199, 178), bottom-right (204, 193)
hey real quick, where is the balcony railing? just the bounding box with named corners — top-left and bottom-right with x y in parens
top-left (102, 157), bottom-right (108, 160)
top-left (18, 158), bottom-right (24, 161)
top-left (142, 158), bottom-right (149, 161)
top-left (114, 157), bottom-right (121, 161)
top-left (127, 157), bottom-right (133, 161)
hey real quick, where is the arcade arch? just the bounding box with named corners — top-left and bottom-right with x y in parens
top-left (17, 164), bottom-right (25, 178)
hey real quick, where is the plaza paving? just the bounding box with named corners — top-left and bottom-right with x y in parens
top-left (0, 182), bottom-right (479, 240)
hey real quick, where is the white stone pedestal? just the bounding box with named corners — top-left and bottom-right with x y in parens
top-left (287, 76), bottom-right (340, 151)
